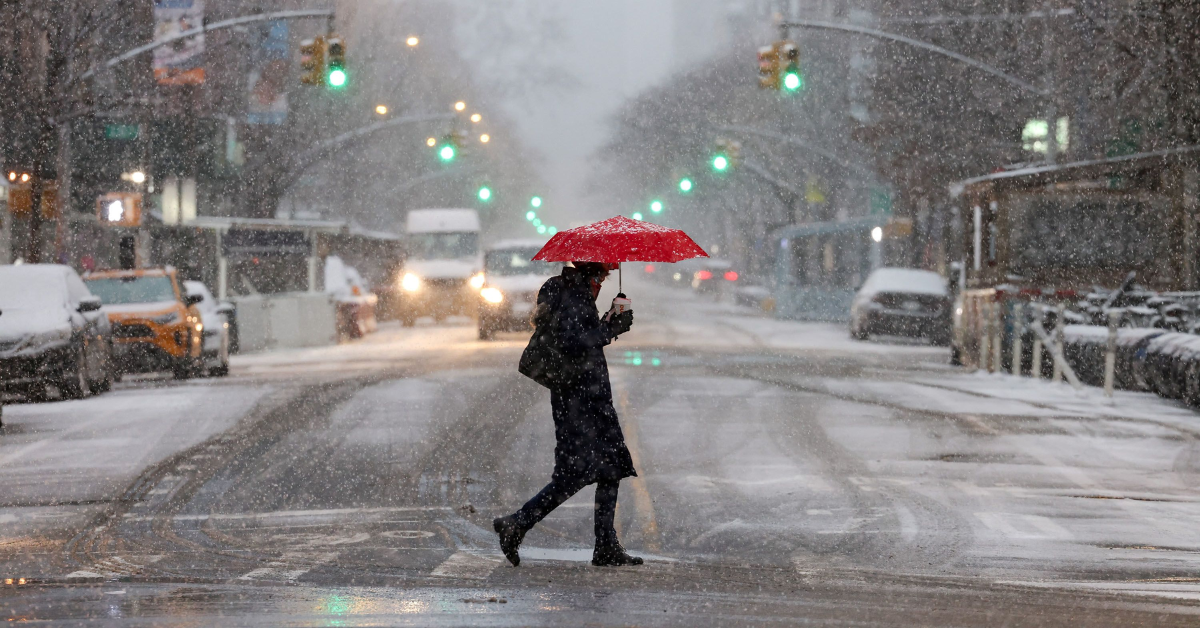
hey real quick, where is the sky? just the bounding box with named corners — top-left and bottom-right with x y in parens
top-left (460, 0), bottom-right (729, 227)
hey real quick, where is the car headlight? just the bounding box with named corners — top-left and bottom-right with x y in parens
top-left (469, 273), bottom-right (485, 290)
top-left (401, 273), bottom-right (421, 292)
top-left (150, 310), bottom-right (182, 325)
top-left (480, 287), bottom-right (504, 304)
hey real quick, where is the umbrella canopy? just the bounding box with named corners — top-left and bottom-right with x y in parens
top-left (532, 216), bottom-right (708, 263)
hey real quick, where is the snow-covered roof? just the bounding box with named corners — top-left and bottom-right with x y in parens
top-left (861, 267), bottom-right (947, 296)
top-left (486, 238), bottom-right (547, 251)
top-left (406, 209), bottom-right (480, 234)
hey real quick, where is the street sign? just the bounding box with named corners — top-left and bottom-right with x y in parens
top-left (104, 124), bottom-right (140, 140)
top-left (97, 192), bottom-right (142, 227)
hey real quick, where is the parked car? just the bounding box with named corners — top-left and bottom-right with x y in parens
top-left (0, 264), bottom-right (113, 399)
top-left (83, 267), bottom-right (205, 379)
top-left (477, 240), bottom-right (561, 340)
top-left (183, 281), bottom-right (232, 376)
top-left (325, 255), bottom-right (378, 340)
top-left (849, 267), bottom-right (951, 344)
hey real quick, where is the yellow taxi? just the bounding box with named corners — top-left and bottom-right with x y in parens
top-left (83, 267), bottom-right (204, 379)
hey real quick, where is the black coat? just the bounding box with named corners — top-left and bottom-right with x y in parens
top-left (533, 268), bottom-right (637, 484)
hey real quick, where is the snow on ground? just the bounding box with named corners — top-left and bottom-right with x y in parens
top-left (0, 380), bottom-right (272, 537)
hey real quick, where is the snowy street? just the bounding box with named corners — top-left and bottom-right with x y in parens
top-left (5, 282), bottom-right (1200, 625)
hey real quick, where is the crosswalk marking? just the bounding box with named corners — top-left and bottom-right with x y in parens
top-left (431, 551), bottom-right (501, 580)
top-left (237, 552), bottom-right (337, 583)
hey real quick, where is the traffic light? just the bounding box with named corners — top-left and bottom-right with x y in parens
top-left (436, 134), bottom-right (456, 162)
top-left (757, 44), bottom-right (779, 89)
top-left (758, 41), bottom-right (801, 91)
top-left (477, 185), bottom-right (492, 202)
top-left (780, 42), bottom-right (802, 92)
top-left (712, 139), bottom-right (741, 172)
top-left (530, 196), bottom-right (543, 208)
top-left (326, 36), bottom-right (347, 88)
top-left (678, 178), bottom-right (693, 193)
top-left (300, 36), bottom-right (326, 85)
top-left (525, 210), bottom-right (536, 221)
top-left (650, 200), bottom-right (663, 213)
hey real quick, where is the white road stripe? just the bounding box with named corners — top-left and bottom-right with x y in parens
top-left (237, 552), bottom-right (337, 583)
top-left (430, 551), bottom-right (501, 580)
top-left (122, 505), bottom-right (451, 522)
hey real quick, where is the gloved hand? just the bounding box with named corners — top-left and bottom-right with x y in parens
top-left (608, 310), bottom-right (633, 337)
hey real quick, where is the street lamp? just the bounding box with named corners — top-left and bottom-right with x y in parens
top-left (479, 134), bottom-right (491, 143)
top-left (470, 113), bottom-right (482, 123)
top-left (130, 171), bottom-right (146, 184)
top-left (375, 104), bottom-right (388, 115)
top-left (406, 36), bottom-right (419, 47)
top-left (454, 101), bottom-right (466, 112)
top-left (426, 137), bottom-right (437, 147)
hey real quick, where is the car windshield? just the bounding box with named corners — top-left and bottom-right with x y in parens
top-left (84, 276), bottom-right (176, 305)
top-left (0, 269), bottom-right (65, 311)
top-left (484, 249), bottom-right (559, 276)
top-left (409, 233), bottom-right (478, 260)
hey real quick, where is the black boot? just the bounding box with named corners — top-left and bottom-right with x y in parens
top-left (493, 515), bottom-right (525, 567)
top-left (592, 542), bottom-right (643, 567)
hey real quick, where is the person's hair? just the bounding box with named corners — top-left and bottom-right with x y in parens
top-left (573, 261), bottom-right (609, 277)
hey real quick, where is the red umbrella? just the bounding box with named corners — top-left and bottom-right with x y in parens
top-left (532, 216), bottom-right (708, 292)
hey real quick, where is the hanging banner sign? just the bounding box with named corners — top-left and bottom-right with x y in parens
top-left (247, 20), bottom-right (290, 125)
top-left (153, 0), bottom-right (206, 85)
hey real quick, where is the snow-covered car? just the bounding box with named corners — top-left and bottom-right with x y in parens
top-left (183, 281), bottom-right (232, 376)
top-left (0, 264), bottom-right (113, 399)
top-left (325, 256), bottom-right (378, 339)
top-left (849, 267), bottom-right (951, 344)
top-left (477, 240), bottom-right (561, 340)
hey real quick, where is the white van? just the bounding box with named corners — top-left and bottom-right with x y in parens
top-left (396, 208), bottom-right (483, 325)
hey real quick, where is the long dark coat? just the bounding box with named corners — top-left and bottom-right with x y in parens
top-left (533, 268), bottom-right (637, 484)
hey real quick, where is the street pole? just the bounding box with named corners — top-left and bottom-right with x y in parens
top-left (1042, 0), bottom-right (1059, 164)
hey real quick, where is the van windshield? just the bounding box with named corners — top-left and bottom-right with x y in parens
top-left (85, 276), bottom-right (176, 305)
top-left (409, 233), bottom-right (478, 259)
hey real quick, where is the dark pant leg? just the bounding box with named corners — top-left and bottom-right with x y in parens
top-left (513, 475), bottom-right (588, 531)
top-left (594, 479), bottom-right (619, 546)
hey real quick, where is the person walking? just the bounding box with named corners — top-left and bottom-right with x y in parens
top-left (494, 261), bottom-right (641, 567)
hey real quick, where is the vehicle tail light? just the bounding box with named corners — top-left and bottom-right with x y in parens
top-left (644, 264), bottom-right (655, 274)
top-left (724, 271), bottom-right (738, 281)
top-left (696, 270), bottom-right (713, 281)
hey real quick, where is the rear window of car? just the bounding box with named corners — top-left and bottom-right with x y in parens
top-left (85, 276), bottom-right (177, 305)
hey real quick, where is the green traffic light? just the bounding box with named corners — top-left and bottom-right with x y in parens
top-left (438, 145), bottom-right (456, 161)
top-left (478, 186), bottom-right (492, 201)
top-left (533, 218), bottom-right (542, 227)
top-left (530, 196), bottom-right (543, 208)
top-left (537, 225), bottom-right (547, 234)
top-left (783, 70), bottom-right (802, 91)
top-left (328, 68), bottom-right (347, 88)
top-left (678, 178), bottom-right (693, 193)
top-left (712, 155), bottom-right (729, 171)
top-left (631, 212), bottom-right (643, 221)
top-left (525, 210), bottom-right (536, 221)
top-left (548, 226), bottom-right (557, 235)
top-left (650, 200), bottom-right (663, 213)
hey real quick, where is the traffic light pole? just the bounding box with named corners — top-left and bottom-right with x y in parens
top-left (76, 9), bottom-right (335, 83)
top-left (779, 19), bottom-right (1050, 98)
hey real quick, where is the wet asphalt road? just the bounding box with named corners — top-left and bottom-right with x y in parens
top-left (6, 284), bottom-right (1200, 625)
